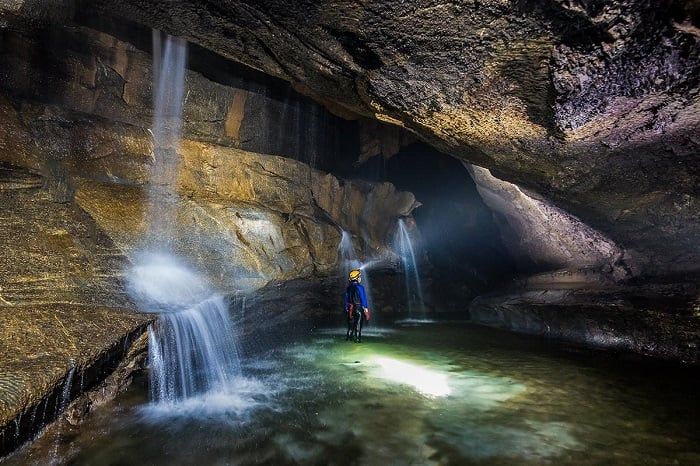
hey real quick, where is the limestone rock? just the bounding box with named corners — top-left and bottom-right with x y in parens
top-left (0, 167), bottom-right (130, 308)
top-left (86, 0), bottom-right (699, 277)
top-left (469, 278), bottom-right (700, 364)
top-left (0, 20), bottom-right (417, 292)
top-left (0, 20), bottom-right (359, 171)
top-left (466, 164), bottom-right (628, 277)
top-left (73, 140), bottom-right (416, 291)
top-left (0, 304), bottom-right (152, 456)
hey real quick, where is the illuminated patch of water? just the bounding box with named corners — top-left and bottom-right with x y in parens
top-left (371, 356), bottom-right (451, 397)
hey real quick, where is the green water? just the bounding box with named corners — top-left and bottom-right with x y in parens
top-left (8, 322), bottom-right (700, 465)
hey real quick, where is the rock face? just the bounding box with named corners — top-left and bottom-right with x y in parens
top-left (0, 305), bottom-right (151, 456)
top-left (63, 0), bottom-right (699, 278)
top-left (469, 270), bottom-right (700, 363)
top-left (0, 19), bottom-right (418, 293)
top-left (0, 160), bottom-right (153, 456)
top-left (0, 162), bottom-right (130, 307)
top-left (74, 139), bottom-right (416, 291)
top-left (466, 164), bottom-right (628, 277)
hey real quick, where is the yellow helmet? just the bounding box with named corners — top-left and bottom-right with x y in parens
top-left (348, 269), bottom-right (361, 281)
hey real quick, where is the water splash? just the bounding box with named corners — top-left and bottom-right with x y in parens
top-left (129, 254), bottom-right (242, 406)
top-left (394, 219), bottom-right (425, 316)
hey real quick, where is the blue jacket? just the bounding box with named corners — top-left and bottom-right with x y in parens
top-left (344, 282), bottom-right (368, 309)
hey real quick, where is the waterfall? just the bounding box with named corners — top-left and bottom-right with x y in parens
top-left (50, 364), bottom-right (75, 465)
top-left (339, 230), bottom-right (359, 280)
top-left (394, 219), bottom-right (425, 316)
top-left (148, 293), bottom-right (240, 401)
top-left (129, 252), bottom-right (242, 407)
top-left (148, 31), bottom-right (187, 248)
top-left (127, 32), bottom-right (241, 408)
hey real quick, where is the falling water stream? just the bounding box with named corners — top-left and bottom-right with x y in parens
top-left (395, 218), bottom-right (425, 316)
top-left (127, 32), bottom-right (242, 410)
top-left (338, 230), bottom-right (375, 311)
top-left (48, 364), bottom-right (75, 465)
top-left (7, 28), bottom-right (699, 466)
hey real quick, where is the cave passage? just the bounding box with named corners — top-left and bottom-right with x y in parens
top-left (1, 3), bottom-right (699, 464)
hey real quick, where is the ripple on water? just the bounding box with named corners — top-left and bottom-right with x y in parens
top-left (8, 323), bottom-right (698, 466)
top-left (430, 417), bottom-right (581, 461)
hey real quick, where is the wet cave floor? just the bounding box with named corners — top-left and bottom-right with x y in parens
top-left (7, 320), bottom-right (699, 465)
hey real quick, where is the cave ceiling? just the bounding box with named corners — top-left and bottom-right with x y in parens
top-left (3, 0), bottom-right (699, 276)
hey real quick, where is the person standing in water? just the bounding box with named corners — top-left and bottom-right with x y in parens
top-left (345, 269), bottom-right (370, 342)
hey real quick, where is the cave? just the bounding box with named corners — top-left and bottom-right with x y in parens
top-left (0, 2), bottom-right (698, 464)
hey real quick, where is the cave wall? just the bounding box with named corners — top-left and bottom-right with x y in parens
top-left (0, 17), bottom-right (360, 173)
top-left (59, 0), bottom-right (700, 279)
top-left (346, 143), bottom-right (518, 310)
top-left (0, 15), bottom-right (424, 455)
top-left (0, 16), bottom-right (418, 297)
top-left (466, 164), bottom-right (629, 278)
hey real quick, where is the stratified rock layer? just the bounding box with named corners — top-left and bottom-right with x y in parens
top-left (0, 305), bottom-right (151, 457)
top-left (469, 271), bottom-right (699, 364)
top-left (73, 139), bottom-right (416, 291)
top-left (0, 17), bottom-right (417, 458)
top-left (0, 20), bottom-right (418, 292)
top-left (0, 161), bottom-right (153, 457)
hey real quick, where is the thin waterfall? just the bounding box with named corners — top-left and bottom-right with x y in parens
top-left (338, 230), bottom-right (359, 280)
top-left (308, 102), bottom-right (319, 168)
top-left (127, 32), bottom-right (241, 408)
top-left (148, 31), bottom-right (187, 249)
top-left (394, 219), bottom-right (425, 316)
top-left (50, 364), bottom-right (75, 465)
top-left (338, 230), bottom-right (375, 311)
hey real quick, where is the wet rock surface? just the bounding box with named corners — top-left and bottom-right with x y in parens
top-left (69, 0), bottom-right (700, 277)
top-left (0, 19), bottom-right (418, 456)
top-left (0, 163), bottom-right (153, 457)
top-left (0, 305), bottom-right (151, 456)
top-left (72, 141), bottom-right (416, 291)
top-left (0, 19), bottom-right (417, 292)
top-left (470, 272), bottom-right (700, 364)
top-left (0, 166), bottom-right (130, 308)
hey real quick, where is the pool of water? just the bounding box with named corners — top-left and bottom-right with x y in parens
top-left (7, 322), bottom-right (699, 465)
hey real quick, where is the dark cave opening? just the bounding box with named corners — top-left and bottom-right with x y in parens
top-left (337, 142), bottom-right (520, 310)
